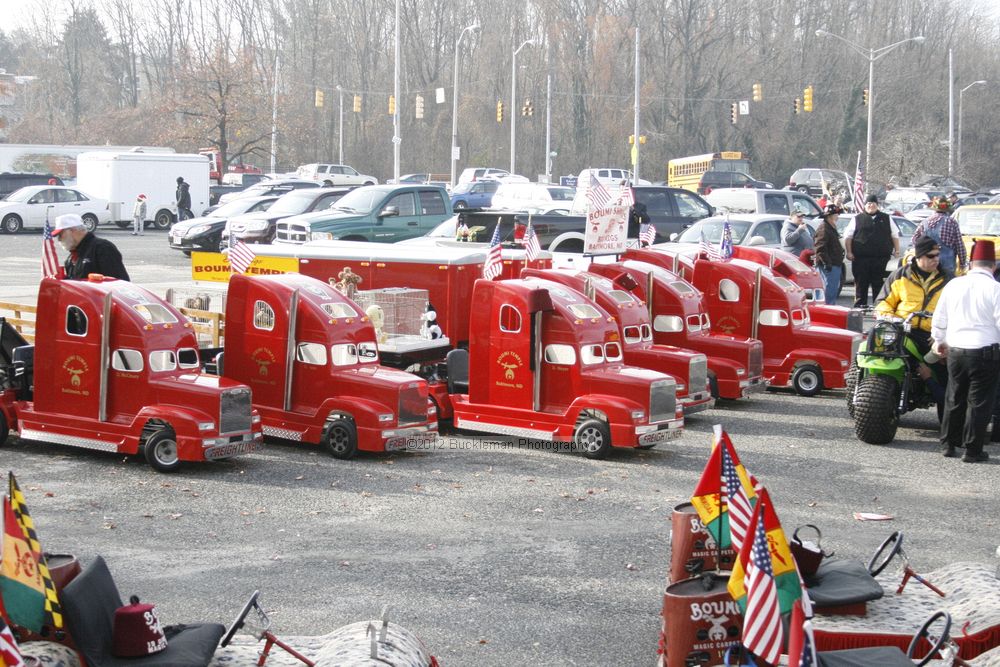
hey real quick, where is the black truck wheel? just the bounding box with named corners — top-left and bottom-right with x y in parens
top-left (853, 374), bottom-right (900, 444)
top-left (0, 412), bottom-right (8, 446)
top-left (575, 418), bottom-right (612, 459)
top-left (791, 363), bottom-right (823, 397)
top-left (144, 428), bottom-right (181, 472)
top-left (323, 419), bottom-right (358, 460)
top-left (844, 360), bottom-right (859, 417)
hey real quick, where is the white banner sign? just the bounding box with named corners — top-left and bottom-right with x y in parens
top-left (584, 205), bottom-right (628, 255)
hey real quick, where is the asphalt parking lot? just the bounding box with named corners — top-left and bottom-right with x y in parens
top-left (2, 227), bottom-right (998, 666)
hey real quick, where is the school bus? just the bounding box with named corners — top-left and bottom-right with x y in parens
top-left (667, 152), bottom-right (752, 192)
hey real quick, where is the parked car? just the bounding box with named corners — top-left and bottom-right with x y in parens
top-left (704, 188), bottom-right (821, 218)
top-left (576, 167), bottom-right (651, 187)
top-left (386, 173), bottom-right (442, 185)
top-left (275, 184), bottom-right (453, 244)
top-left (882, 187), bottom-right (945, 214)
top-left (490, 183), bottom-right (575, 212)
top-left (221, 172), bottom-right (270, 187)
top-left (208, 184), bottom-right (246, 207)
top-left (568, 185), bottom-right (713, 240)
top-left (296, 163), bottom-right (379, 187)
top-left (696, 170), bottom-right (773, 195)
top-left (169, 195), bottom-right (279, 255)
top-left (675, 214), bottom-right (800, 248)
top-left (0, 185), bottom-right (108, 233)
top-left (450, 180), bottom-right (500, 210)
top-left (786, 168), bottom-right (853, 198)
top-left (217, 178), bottom-right (320, 205)
top-left (222, 187), bottom-right (349, 247)
top-left (0, 172), bottom-right (64, 199)
top-left (457, 167), bottom-right (510, 185)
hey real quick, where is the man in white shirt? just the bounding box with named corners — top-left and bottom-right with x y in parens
top-left (931, 240), bottom-right (1000, 462)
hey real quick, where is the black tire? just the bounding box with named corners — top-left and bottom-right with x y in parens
top-left (796, 186), bottom-right (810, 194)
top-left (2, 214), bottom-right (23, 234)
top-left (707, 370), bottom-right (720, 400)
top-left (0, 411), bottom-right (8, 446)
top-left (575, 418), bottom-right (612, 459)
top-left (154, 210), bottom-right (174, 230)
top-left (81, 214), bottom-right (99, 232)
top-left (453, 200), bottom-right (468, 210)
top-left (183, 250), bottom-right (192, 257)
top-left (143, 429), bottom-right (181, 473)
top-left (341, 235), bottom-right (368, 242)
top-left (323, 419), bottom-right (358, 460)
top-left (115, 220), bottom-right (131, 229)
top-left (854, 374), bottom-right (900, 444)
top-left (791, 363), bottom-right (823, 397)
top-left (845, 360), bottom-right (859, 417)
top-left (363, 180), bottom-right (375, 186)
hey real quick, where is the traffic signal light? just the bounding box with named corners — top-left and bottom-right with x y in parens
top-left (629, 134), bottom-right (635, 145)
top-left (353, 95), bottom-right (362, 112)
top-left (521, 99), bottom-right (533, 116)
top-left (863, 88), bottom-right (869, 106)
top-left (496, 100), bottom-right (504, 123)
top-left (803, 85), bottom-right (814, 112)
top-left (639, 135), bottom-right (646, 144)
top-left (794, 97), bottom-right (801, 114)
top-left (752, 82), bottom-right (762, 102)
top-left (314, 89), bottom-right (324, 108)
top-left (730, 102), bottom-right (737, 124)
top-left (415, 95), bottom-right (424, 119)
top-left (388, 95), bottom-right (395, 116)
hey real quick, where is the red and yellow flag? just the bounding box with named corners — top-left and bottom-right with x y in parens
top-left (0, 497), bottom-right (45, 633)
top-left (690, 427), bottom-right (757, 550)
top-left (7, 473), bottom-right (62, 631)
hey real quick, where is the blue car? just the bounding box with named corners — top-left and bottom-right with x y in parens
top-left (450, 180), bottom-right (500, 210)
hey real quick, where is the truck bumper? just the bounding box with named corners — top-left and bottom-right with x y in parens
top-left (634, 419), bottom-right (684, 447)
top-left (382, 423), bottom-right (438, 451)
top-left (202, 431), bottom-right (263, 460)
top-left (680, 392), bottom-right (714, 415)
top-left (740, 377), bottom-right (768, 397)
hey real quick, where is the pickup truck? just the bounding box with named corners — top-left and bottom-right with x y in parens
top-left (296, 163), bottom-right (379, 187)
top-left (275, 184), bottom-right (453, 244)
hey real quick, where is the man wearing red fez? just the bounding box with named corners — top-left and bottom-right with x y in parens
top-left (931, 240), bottom-right (1000, 462)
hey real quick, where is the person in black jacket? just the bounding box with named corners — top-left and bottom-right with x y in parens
top-left (52, 214), bottom-right (130, 281)
top-left (175, 176), bottom-right (193, 221)
top-left (845, 194), bottom-right (899, 308)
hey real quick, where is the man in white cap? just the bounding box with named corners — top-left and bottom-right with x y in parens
top-left (52, 214), bottom-right (130, 281)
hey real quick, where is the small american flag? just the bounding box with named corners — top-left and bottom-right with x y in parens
top-left (229, 241), bottom-right (257, 274)
top-left (524, 219), bottom-right (541, 261)
top-left (0, 617), bottom-right (24, 667)
top-left (720, 219), bottom-right (734, 260)
top-left (482, 225), bottom-right (503, 280)
top-left (721, 444), bottom-right (753, 552)
top-left (788, 593), bottom-right (817, 667)
top-left (699, 230), bottom-right (721, 261)
top-left (42, 218), bottom-right (62, 279)
top-left (742, 507), bottom-right (784, 665)
top-left (853, 151), bottom-right (865, 212)
top-left (639, 223), bottom-right (656, 247)
top-left (587, 173), bottom-right (613, 211)
top-left (618, 185), bottom-right (635, 208)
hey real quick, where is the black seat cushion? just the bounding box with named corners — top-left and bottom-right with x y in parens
top-left (818, 646), bottom-right (915, 666)
top-left (446, 348), bottom-right (469, 394)
top-left (804, 559), bottom-right (884, 607)
top-left (61, 556), bottom-right (224, 667)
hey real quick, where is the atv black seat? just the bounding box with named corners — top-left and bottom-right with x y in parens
top-left (446, 348), bottom-right (469, 394)
top-left (12, 345), bottom-right (34, 400)
top-left (816, 646), bottom-right (916, 666)
top-left (804, 559), bottom-right (884, 615)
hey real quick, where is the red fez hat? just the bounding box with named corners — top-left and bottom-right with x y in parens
top-left (971, 240), bottom-right (996, 263)
top-left (113, 596), bottom-right (168, 657)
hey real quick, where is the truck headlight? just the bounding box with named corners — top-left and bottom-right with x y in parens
top-left (244, 220), bottom-right (268, 232)
top-left (311, 232), bottom-right (334, 241)
top-left (252, 414), bottom-right (262, 424)
top-left (378, 413), bottom-right (394, 422)
top-left (197, 421), bottom-right (215, 432)
top-left (736, 367), bottom-right (746, 376)
top-left (631, 409), bottom-right (645, 422)
top-left (188, 225), bottom-right (209, 236)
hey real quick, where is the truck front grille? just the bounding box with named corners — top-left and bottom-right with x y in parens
top-left (748, 341), bottom-right (764, 377)
top-left (398, 383), bottom-right (428, 427)
top-left (649, 380), bottom-right (677, 423)
top-left (688, 356), bottom-right (708, 394)
top-left (220, 387), bottom-right (252, 434)
top-left (276, 222), bottom-right (309, 244)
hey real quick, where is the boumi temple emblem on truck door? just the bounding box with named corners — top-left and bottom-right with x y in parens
top-left (61, 355), bottom-right (90, 394)
top-left (250, 347), bottom-right (278, 384)
top-left (495, 351), bottom-right (524, 389)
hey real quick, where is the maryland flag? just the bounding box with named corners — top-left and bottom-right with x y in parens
top-left (727, 487), bottom-right (801, 616)
top-left (4, 474), bottom-right (62, 633)
top-left (0, 497), bottom-right (45, 633)
top-left (690, 426), bottom-right (757, 551)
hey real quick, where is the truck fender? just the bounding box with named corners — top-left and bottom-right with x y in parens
top-left (315, 396), bottom-right (395, 432)
top-left (565, 395), bottom-right (639, 431)
top-left (547, 232), bottom-right (586, 254)
top-left (133, 405), bottom-right (213, 440)
top-left (781, 349), bottom-right (848, 373)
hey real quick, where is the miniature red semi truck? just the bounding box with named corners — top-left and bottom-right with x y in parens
top-left (0, 276), bottom-right (262, 472)
top-left (624, 248), bottom-right (862, 396)
top-left (520, 267), bottom-right (714, 415)
top-left (432, 276), bottom-right (684, 458)
top-left (585, 260), bottom-right (767, 400)
top-left (728, 245), bottom-right (864, 332)
top-left (216, 273), bottom-right (437, 459)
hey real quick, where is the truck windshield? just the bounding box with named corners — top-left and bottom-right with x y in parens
top-left (330, 189), bottom-right (383, 213)
top-left (268, 193), bottom-right (316, 215)
top-left (149, 350), bottom-right (177, 372)
top-left (5, 188), bottom-right (37, 203)
top-left (330, 342), bottom-right (379, 366)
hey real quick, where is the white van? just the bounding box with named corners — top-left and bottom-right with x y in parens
top-left (490, 183), bottom-right (576, 213)
top-left (576, 167), bottom-right (651, 187)
top-left (703, 188), bottom-right (821, 218)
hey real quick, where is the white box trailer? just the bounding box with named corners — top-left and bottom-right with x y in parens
top-left (75, 150), bottom-right (210, 230)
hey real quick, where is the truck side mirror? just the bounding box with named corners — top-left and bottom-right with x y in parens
top-left (379, 205), bottom-right (399, 218)
top-left (669, 233), bottom-right (679, 242)
top-left (747, 235), bottom-right (767, 247)
top-left (611, 272), bottom-right (639, 291)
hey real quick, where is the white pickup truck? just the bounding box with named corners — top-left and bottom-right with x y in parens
top-left (296, 163), bottom-right (379, 187)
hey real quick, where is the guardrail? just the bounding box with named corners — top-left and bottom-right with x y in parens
top-left (177, 307), bottom-right (225, 347)
top-left (0, 300), bottom-right (37, 343)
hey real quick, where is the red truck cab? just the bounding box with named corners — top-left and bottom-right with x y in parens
top-left (0, 276), bottom-right (262, 472)
top-left (438, 277), bottom-right (684, 458)
top-left (624, 248), bottom-right (862, 396)
top-left (220, 273), bottom-right (437, 458)
top-left (586, 260), bottom-right (766, 400)
top-left (729, 245), bottom-right (864, 332)
top-left (520, 267), bottom-right (714, 415)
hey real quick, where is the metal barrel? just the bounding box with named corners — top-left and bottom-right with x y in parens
top-left (669, 502), bottom-right (737, 583)
top-left (660, 572), bottom-right (742, 667)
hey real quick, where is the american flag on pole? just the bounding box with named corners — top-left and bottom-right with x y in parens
top-left (0, 616), bottom-right (24, 667)
top-left (618, 185), bottom-right (635, 208)
top-left (721, 439), bottom-right (753, 552)
top-left (639, 223), bottom-right (656, 247)
top-left (587, 173), bottom-right (613, 211)
top-left (42, 219), bottom-right (62, 279)
top-left (720, 219), bottom-right (734, 260)
top-left (853, 151), bottom-right (865, 212)
top-left (699, 230), bottom-right (721, 261)
top-left (229, 241), bottom-right (257, 274)
top-left (740, 503), bottom-right (785, 665)
top-left (787, 591), bottom-right (818, 667)
top-left (482, 224), bottom-right (503, 280)
top-left (524, 218), bottom-right (541, 261)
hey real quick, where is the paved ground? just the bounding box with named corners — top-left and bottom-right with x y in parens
top-left (1, 227), bottom-right (998, 666)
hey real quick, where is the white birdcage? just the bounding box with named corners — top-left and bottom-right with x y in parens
top-left (353, 288), bottom-right (429, 336)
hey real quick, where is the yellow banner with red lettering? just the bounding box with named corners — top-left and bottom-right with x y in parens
top-left (191, 252), bottom-right (299, 282)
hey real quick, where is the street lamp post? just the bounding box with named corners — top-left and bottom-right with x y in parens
top-left (336, 85), bottom-right (344, 164)
top-left (958, 80), bottom-right (987, 174)
top-left (510, 38), bottom-right (537, 175)
top-left (450, 23), bottom-right (480, 189)
top-left (816, 30), bottom-right (925, 188)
